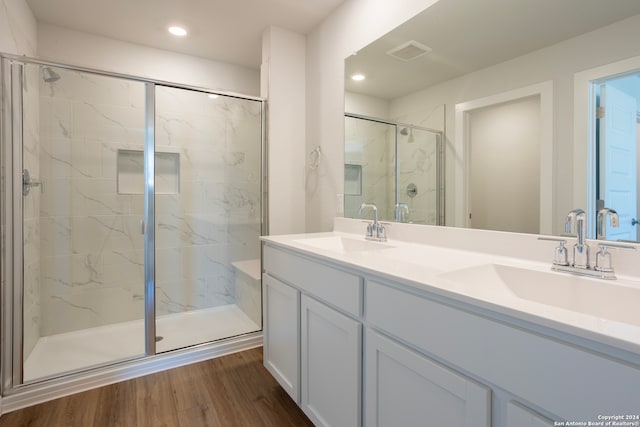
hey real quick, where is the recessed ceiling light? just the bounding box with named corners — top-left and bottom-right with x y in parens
top-left (351, 74), bottom-right (366, 81)
top-left (208, 94), bottom-right (219, 99)
top-left (168, 26), bottom-right (187, 37)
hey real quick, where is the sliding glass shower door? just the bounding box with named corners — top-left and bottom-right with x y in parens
top-left (1, 56), bottom-right (264, 388)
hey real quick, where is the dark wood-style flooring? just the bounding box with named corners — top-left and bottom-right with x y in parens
top-left (0, 347), bottom-right (313, 427)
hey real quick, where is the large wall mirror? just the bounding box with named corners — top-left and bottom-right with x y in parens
top-left (344, 0), bottom-right (640, 242)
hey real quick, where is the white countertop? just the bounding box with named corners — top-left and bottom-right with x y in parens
top-left (262, 229), bottom-right (640, 358)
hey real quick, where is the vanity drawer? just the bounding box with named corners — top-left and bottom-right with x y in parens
top-left (263, 244), bottom-right (362, 317)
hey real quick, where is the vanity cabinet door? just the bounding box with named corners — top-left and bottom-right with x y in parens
top-left (262, 274), bottom-right (300, 403)
top-left (365, 329), bottom-right (490, 427)
top-left (506, 401), bottom-right (554, 427)
top-left (301, 294), bottom-right (362, 427)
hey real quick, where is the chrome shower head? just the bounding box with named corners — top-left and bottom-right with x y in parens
top-left (42, 67), bottom-right (61, 83)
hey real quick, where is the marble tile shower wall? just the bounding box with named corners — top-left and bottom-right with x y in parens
top-left (38, 71), bottom-right (261, 337)
top-left (397, 131), bottom-right (439, 225)
top-left (38, 70), bottom-right (146, 336)
top-left (154, 87), bottom-right (261, 317)
top-left (344, 118), bottom-right (395, 220)
top-left (392, 105), bottom-right (445, 226)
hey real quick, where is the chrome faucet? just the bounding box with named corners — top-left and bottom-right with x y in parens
top-left (359, 202), bottom-right (387, 241)
top-left (597, 208), bottom-right (619, 240)
top-left (565, 208), bottom-right (588, 268)
top-left (539, 208), bottom-right (636, 279)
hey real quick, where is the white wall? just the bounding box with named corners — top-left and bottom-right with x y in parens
top-left (344, 91), bottom-right (390, 119)
top-left (261, 26), bottom-right (306, 235)
top-left (305, 0), bottom-right (441, 232)
top-left (37, 23), bottom-right (260, 96)
top-left (0, 0), bottom-right (36, 55)
top-left (468, 96), bottom-right (540, 233)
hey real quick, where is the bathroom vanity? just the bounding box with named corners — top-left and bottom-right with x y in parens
top-left (261, 219), bottom-right (640, 427)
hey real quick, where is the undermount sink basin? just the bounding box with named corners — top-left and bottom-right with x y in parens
top-left (438, 264), bottom-right (640, 326)
top-left (293, 236), bottom-right (395, 254)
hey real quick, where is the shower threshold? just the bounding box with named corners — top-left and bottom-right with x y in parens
top-left (23, 304), bottom-right (259, 382)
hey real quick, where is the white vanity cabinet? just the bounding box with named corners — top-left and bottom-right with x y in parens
top-left (262, 244), bottom-right (363, 427)
top-left (365, 329), bottom-right (490, 427)
top-left (366, 279), bottom-right (640, 425)
top-left (262, 239), bottom-right (640, 427)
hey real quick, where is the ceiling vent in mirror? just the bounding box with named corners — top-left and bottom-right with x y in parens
top-left (386, 40), bottom-right (432, 61)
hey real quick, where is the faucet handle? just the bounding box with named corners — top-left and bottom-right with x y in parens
top-left (360, 220), bottom-right (373, 237)
top-left (377, 224), bottom-right (386, 240)
top-left (595, 245), bottom-right (613, 273)
top-left (537, 237), bottom-right (569, 266)
top-left (377, 222), bottom-right (391, 241)
top-left (594, 242), bottom-right (635, 273)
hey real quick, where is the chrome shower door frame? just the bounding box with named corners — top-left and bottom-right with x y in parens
top-left (0, 57), bottom-right (26, 390)
top-left (144, 83), bottom-right (156, 355)
top-left (1, 53), bottom-right (268, 397)
top-left (0, 56), bottom-right (161, 392)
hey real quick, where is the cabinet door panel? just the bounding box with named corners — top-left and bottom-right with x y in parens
top-left (365, 329), bottom-right (490, 427)
top-left (263, 274), bottom-right (299, 402)
top-left (507, 401), bottom-right (554, 427)
top-left (301, 295), bottom-right (361, 427)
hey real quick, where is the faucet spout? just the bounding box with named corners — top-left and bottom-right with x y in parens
top-left (359, 202), bottom-right (378, 224)
top-left (565, 208), bottom-right (588, 268)
top-left (565, 209), bottom-right (586, 244)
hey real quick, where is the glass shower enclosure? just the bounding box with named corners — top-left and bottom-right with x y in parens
top-left (0, 55), bottom-right (265, 390)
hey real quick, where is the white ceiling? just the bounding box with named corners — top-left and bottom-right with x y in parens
top-left (26, 0), bottom-right (346, 69)
top-left (345, 0), bottom-right (640, 100)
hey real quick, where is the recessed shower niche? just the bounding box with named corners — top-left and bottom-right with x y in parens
top-left (117, 149), bottom-right (180, 194)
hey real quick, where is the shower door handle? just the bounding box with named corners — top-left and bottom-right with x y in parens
top-left (140, 219), bottom-right (145, 235)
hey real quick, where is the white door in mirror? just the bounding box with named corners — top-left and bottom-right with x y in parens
top-left (599, 84), bottom-right (637, 241)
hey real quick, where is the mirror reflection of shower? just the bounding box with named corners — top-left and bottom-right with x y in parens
top-left (344, 113), bottom-right (443, 225)
top-left (400, 127), bottom-right (415, 143)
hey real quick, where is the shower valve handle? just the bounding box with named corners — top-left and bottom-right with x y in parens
top-left (22, 169), bottom-right (43, 196)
